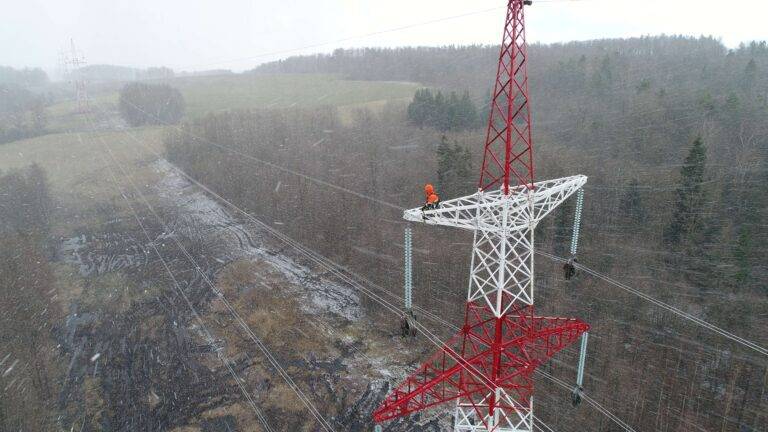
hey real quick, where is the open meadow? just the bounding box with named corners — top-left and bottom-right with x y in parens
top-left (44, 73), bottom-right (419, 133)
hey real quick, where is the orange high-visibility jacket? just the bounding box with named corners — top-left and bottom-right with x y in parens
top-left (424, 183), bottom-right (434, 200)
top-left (427, 193), bottom-right (439, 204)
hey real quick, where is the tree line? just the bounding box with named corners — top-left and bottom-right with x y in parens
top-left (118, 82), bottom-right (185, 126)
top-left (0, 66), bottom-right (49, 88)
top-left (0, 84), bottom-right (50, 144)
top-left (163, 102), bottom-right (766, 431)
top-left (173, 35), bottom-right (768, 431)
top-left (0, 165), bottom-right (61, 431)
top-left (0, 66), bottom-right (52, 144)
top-left (407, 89), bottom-right (479, 131)
top-left (75, 64), bottom-right (175, 82)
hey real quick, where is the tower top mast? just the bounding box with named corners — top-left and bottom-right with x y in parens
top-left (479, 0), bottom-right (535, 195)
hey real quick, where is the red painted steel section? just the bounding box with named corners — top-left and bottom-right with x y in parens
top-left (373, 303), bottom-right (589, 426)
top-left (373, 2), bottom-right (588, 428)
top-left (478, 0), bottom-right (535, 195)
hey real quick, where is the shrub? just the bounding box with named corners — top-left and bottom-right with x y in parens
top-left (118, 82), bottom-right (185, 126)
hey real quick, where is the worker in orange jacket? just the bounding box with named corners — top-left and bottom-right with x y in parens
top-left (424, 183), bottom-right (434, 200)
top-left (422, 183), bottom-right (440, 211)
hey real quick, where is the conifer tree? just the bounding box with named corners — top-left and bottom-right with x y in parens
top-left (455, 91), bottom-right (479, 130)
top-left (436, 136), bottom-right (472, 198)
top-left (407, 88), bottom-right (479, 131)
top-left (666, 137), bottom-right (708, 246)
top-left (733, 226), bottom-right (752, 284)
top-left (620, 179), bottom-right (646, 224)
top-left (432, 91), bottom-right (448, 131)
top-left (407, 88), bottom-right (434, 127)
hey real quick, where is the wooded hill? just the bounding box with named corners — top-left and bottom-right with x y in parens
top-left (169, 36), bottom-right (767, 431)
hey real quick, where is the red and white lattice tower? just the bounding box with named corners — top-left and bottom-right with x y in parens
top-left (373, 1), bottom-right (589, 431)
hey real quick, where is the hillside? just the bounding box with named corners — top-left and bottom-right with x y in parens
top-left (0, 35), bottom-right (765, 432)
top-left (0, 71), bottom-right (432, 432)
top-left (168, 36), bottom-right (766, 431)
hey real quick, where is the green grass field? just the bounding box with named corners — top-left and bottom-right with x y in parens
top-left (6, 73), bottom-right (421, 204)
top-left (45, 73), bottom-right (419, 130)
top-left (46, 91), bottom-right (119, 132)
top-left (0, 127), bottom-right (165, 233)
top-left (4, 72), bottom-right (419, 232)
top-left (0, 128), bottom-right (163, 194)
top-left (172, 73), bottom-right (419, 118)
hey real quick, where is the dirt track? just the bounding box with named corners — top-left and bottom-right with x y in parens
top-left (55, 158), bottom-right (444, 431)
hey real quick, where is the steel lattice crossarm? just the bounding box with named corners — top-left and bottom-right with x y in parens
top-left (373, 303), bottom-right (589, 426)
top-left (405, 176), bottom-right (586, 314)
top-left (404, 176), bottom-right (587, 234)
top-left (376, 1), bottom-right (591, 430)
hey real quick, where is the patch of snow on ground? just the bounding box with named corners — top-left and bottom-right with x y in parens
top-left (153, 159), bottom-right (361, 321)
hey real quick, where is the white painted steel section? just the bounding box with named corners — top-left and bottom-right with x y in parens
top-left (404, 176), bottom-right (586, 316)
top-left (404, 175), bottom-right (587, 234)
top-left (402, 175), bottom-right (587, 432)
top-left (454, 393), bottom-right (534, 432)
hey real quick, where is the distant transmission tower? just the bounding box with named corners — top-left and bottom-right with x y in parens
top-left (60, 39), bottom-right (88, 113)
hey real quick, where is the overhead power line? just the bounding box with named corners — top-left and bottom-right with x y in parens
top-left (85, 114), bottom-right (337, 432)
top-left (131, 0), bottom-right (593, 73)
top-left (175, 6), bottom-right (504, 71)
top-left (536, 250), bottom-right (768, 357)
top-left (95, 103), bottom-right (639, 432)
top-left (81, 132), bottom-right (276, 432)
top-left (536, 369), bottom-right (637, 432)
top-left (89, 102), bottom-right (583, 422)
top-left (120, 96), bottom-right (767, 358)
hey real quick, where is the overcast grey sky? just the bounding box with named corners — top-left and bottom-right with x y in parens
top-left (2, 0), bottom-right (766, 73)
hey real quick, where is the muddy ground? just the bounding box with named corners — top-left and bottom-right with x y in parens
top-left (54, 157), bottom-right (448, 431)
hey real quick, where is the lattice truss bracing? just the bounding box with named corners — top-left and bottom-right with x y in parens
top-left (374, 2), bottom-right (590, 431)
top-left (479, 0), bottom-right (533, 194)
top-left (405, 176), bottom-right (586, 313)
top-left (376, 177), bottom-right (588, 431)
top-left (374, 304), bottom-right (589, 428)
top-left (404, 176), bottom-right (586, 234)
